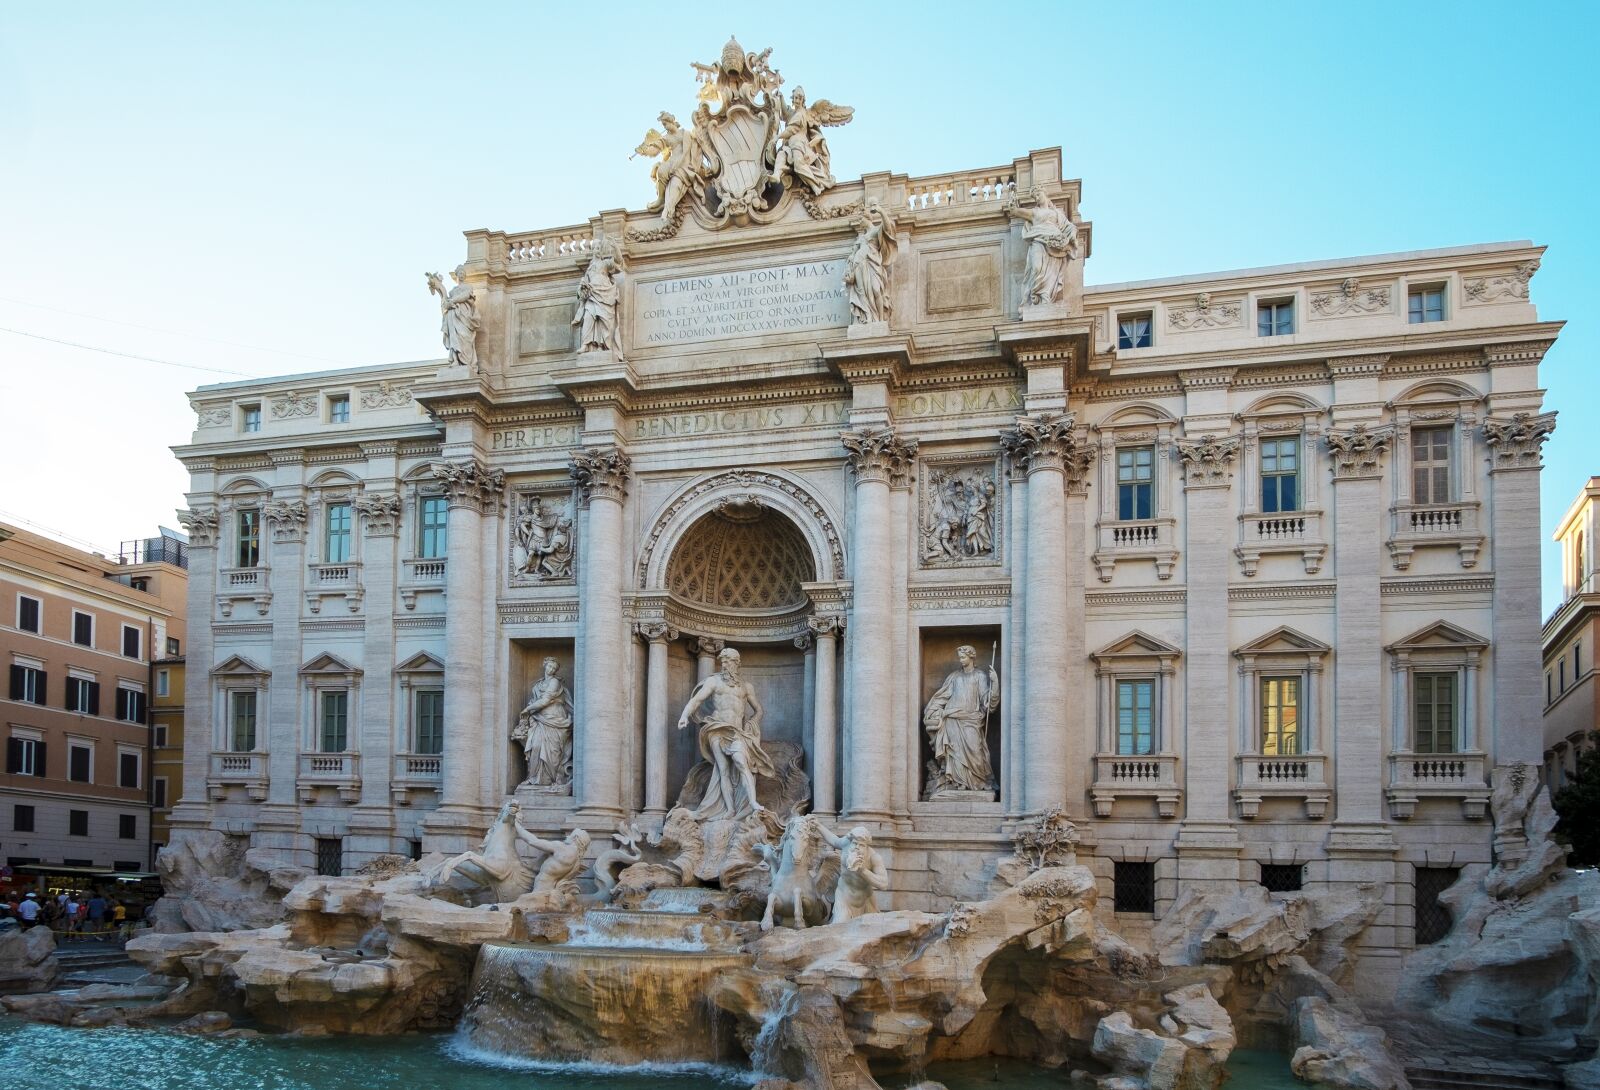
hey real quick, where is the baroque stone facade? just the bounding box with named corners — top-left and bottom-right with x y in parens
top-left (169, 43), bottom-right (1559, 1002)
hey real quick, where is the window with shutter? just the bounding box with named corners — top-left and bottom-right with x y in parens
top-left (11, 665), bottom-right (43, 705)
top-left (68, 744), bottom-right (92, 783)
top-left (1414, 672), bottom-right (1457, 754)
top-left (1412, 427), bottom-right (1453, 505)
top-left (72, 611), bottom-right (93, 647)
top-left (320, 690), bottom-right (349, 752)
top-left (119, 752), bottom-right (139, 789)
top-left (17, 596), bottom-right (40, 633)
top-left (68, 810), bottom-right (88, 837)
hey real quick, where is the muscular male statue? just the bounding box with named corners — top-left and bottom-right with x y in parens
top-left (677, 646), bottom-right (776, 819)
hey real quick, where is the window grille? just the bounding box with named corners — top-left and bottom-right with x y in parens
top-left (1114, 861), bottom-right (1155, 913)
top-left (315, 837), bottom-right (343, 877)
top-left (1415, 867), bottom-right (1459, 944)
top-left (1259, 864), bottom-right (1303, 892)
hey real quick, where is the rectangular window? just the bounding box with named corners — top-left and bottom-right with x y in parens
top-left (1116, 446), bottom-right (1155, 521)
top-left (418, 496), bottom-right (449, 559)
top-left (68, 743), bottom-right (92, 783)
top-left (66, 677), bottom-right (99, 715)
top-left (121, 624), bottom-right (141, 659)
top-left (315, 837), bottom-right (343, 877)
top-left (1117, 312), bottom-right (1153, 350)
top-left (166, 636), bottom-right (181, 656)
top-left (237, 508), bottom-right (261, 568)
top-left (119, 814), bottom-right (138, 840)
top-left (320, 690), bottom-right (349, 752)
top-left (231, 690), bottom-right (258, 751)
top-left (17, 595), bottom-right (40, 634)
top-left (6, 737), bottom-right (42, 776)
top-left (68, 809), bottom-right (88, 837)
top-left (1260, 864), bottom-right (1304, 892)
top-left (1113, 861), bottom-right (1156, 913)
top-left (1412, 426), bottom-right (1453, 505)
top-left (325, 504), bottom-right (353, 563)
top-left (115, 687), bottom-right (146, 723)
top-left (153, 777), bottom-right (168, 809)
top-left (156, 669), bottom-right (170, 697)
top-left (72, 611), bottom-right (93, 647)
top-left (408, 839), bottom-right (423, 862)
top-left (415, 689), bottom-right (444, 755)
top-left (119, 751), bottom-right (140, 789)
top-left (1116, 679), bottom-right (1155, 755)
top-left (328, 395), bottom-right (350, 424)
top-left (1260, 437), bottom-right (1300, 513)
top-left (1560, 660), bottom-right (1567, 692)
top-left (1257, 298), bottom-right (1294, 336)
top-left (9, 664), bottom-right (46, 705)
top-left (1408, 285), bottom-right (1445, 324)
top-left (113, 860), bottom-right (141, 872)
top-left (12, 805), bottom-right (33, 832)
top-left (62, 858), bottom-right (93, 867)
top-left (1548, 673), bottom-right (1554, 705)
top-left (154, 724), bottom-right (169, 748)
top-left (1415, 672), bottom-right (1457, 754)
top-left (1261, 676), bottom-right (1301, 755)
top-left (1415, 866), bottom-right (1460, 944)
top-left (242, 404), bottom-right (262, 433)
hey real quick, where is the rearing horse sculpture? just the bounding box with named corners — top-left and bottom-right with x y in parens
top-left (758, 813), bottom-right (837, 931)
top-left (432, 799), bottom-right (538, 903)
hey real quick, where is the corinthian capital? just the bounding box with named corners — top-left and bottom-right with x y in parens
top-left (354, 492), bottom-right (403, 535)
top-left (635, 621), bottom-right (678, 644)
top-left (1175, 433), bottom-right (1240, 487)
top-left (807, 614), bottom-right (845, 639)
top-left (841, 427), bottom-right (916, 486)
top-left (1326, 424), bottom-right (1394, 481)
top-left (1483, 411), bottom-right (1557, 470)
top-left (177, 506), bottom-right (219, 548)
top-left (432, 458), bottom-right (506, 512)
top-left (263, 499), bottom-right (309, 542)
top-left (1001, 412), bottom-right (1090, 480)
top-left (569, 446), bottom-right (632, 503)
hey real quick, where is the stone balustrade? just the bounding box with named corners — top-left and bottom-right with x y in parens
top-left (1387, 500), bottom-right (1483, 569)
top-left (1091, 752), bottom-right (1181, 818)
top-left (207, 751), bottom-right (268, 801)
top-left (296, 752), bottom-right (361, 804)
top-left (1234, 510), bottom-right (1327, 576)
top-left (1386, 751), bottom-right (1490, 819)
top-left (1233, 752), bottom-right (1331, 819)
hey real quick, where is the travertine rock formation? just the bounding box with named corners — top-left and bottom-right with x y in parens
top-left (153, 829), bottom-right (311, 932)
top-left (0, 925), bottom-right (59, 994)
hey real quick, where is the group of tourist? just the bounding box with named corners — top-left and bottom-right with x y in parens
top-left (0, 889), bottom-right (146, 936)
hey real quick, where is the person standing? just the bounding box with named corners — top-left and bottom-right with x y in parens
top-left (15, 893), bottom-right (39, 929)
top-left (87, 892), bottom-right (107, 933)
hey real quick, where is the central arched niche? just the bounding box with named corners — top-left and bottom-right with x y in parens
top-left (660, 498), bottom-right (820, 803)
top-left (665, 500), bottom-right (814, 612)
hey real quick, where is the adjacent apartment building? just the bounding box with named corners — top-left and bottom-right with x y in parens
top-left (1544, 477), bottom-right (1599, 789)
top-left (0, 523), bottom-right (187, 870)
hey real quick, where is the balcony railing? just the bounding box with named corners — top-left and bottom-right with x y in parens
top-left (207, 750), bottom-right (268, 801)
top-left (1091, 752), bottom-right (1181, 818)
top-left (1235, 510), bottom-right (1326, 576)
top-left (1388, 501), bottom-right (1483, 570)
top-left (1386, 751), bottom-right (1489, 820)
top-left (297, 751), bottom-right (361, 803)
top-left (1233, 752), bottom-right (1331, 819)
top-left (304, 561), bottom-right (363, 615)
top-left (392, 752), bottom-right (443, 804)
top-left (216, 566), bottom-right (271, 619)
top-left (1092, 517), bottom-right (1178, 582)
top-left (399, 556), bottom-right (447, 611)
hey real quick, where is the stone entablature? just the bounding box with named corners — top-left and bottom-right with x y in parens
top-left (170, 104), bottom-right (1559, 997)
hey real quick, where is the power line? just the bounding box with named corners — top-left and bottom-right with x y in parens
top-left (0, 294), bottom-right (352, 367)
top-left (0, 325), bottom-right (264, 378)
top-left (0, 508), bottom-right (119, 556)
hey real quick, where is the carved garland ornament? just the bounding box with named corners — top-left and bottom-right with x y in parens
top-left (1309, 278), bottom-right (1391, 318)
top-left (431, 459), bottom-right (506, 511)
top-left (1464, 261), bottom-right (1538, 303)
top-left (1326, 424), bottom-right (1395, 479)
top-left (637, 470), bottom-right (845, 589)
top-left (1482, 411), bottom-right (1556, 468)
top-left (1175, 434), bottom-right (1241, 484)
top-left (196, 407), bottom-right (232, 428)
top-left (359, 381), bottom-right (414, 410)
top-left (569, 447), bottom-right (633, 503)
top-left (271, 391), bottom-right (318, 419)
top-left (1167, 292), bottom-right (1242, 331)
top-left (841, 427), bottom-right (918, 486)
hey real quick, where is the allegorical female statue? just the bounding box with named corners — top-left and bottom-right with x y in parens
top-left (426, 265), bottom-right (480, 370)
top-left (572, 251), bottom-right (622, 355)
top-left (513, 658), bottom-right (574, 789)
top-left (923, 644), bottom-right (1000, 797)
top-left (1005, 190), bottom-right (1080, 312)
top-left (843, 200), bottom-right (896, 326)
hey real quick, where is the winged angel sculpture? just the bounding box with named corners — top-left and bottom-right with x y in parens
top-left (631, 38), bottom-right (854, 237)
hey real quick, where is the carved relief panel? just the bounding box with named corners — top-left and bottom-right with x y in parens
top-left (508, 486), bottom-right (578, 586)
top-left (918, 456), bottom-right (1002, 569)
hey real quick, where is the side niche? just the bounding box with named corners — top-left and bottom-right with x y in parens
top-left (919, 456), bottom-right (1002, 569)
top-left (919, 626), bottom-right (1003, 803)
top-left (508, 486), bottom-right (577, 587)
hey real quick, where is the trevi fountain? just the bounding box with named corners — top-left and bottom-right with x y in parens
top-left (2, 37), bottom-right (1595, 1090)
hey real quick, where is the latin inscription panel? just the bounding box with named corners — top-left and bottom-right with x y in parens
top-left (633, 260), bottom-right (849, 347)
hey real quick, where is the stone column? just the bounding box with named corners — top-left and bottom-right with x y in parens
top-left (173, 506), bottom-right (220, 830)
top-left (571, 446), bottom-right (632, 822)
top-left (796, 631), bottom-right (816, 778)
top-left (427, 458), bottom-right (502, 844)
top-left (352, 483), bottom-right (401, 860)
top-left (261, 471), bottom-right (308, 833)
top-left (841, 427), bottom-right (915, 822)
top-left (809, 615), bottom-right (843, 817)
top-left (1484, 412), bottom-right (1557, 764)
top-left (889, 457), bottom-right (915, 817)
top-left (1063, 461), bottom-right (1091, 818)
top-left (637, 622), bottom-right (677, 819)
top-left (695, 636), bottom-right (724, 682)
top-left (1003, 457), bottom-right (1029, 815)
top-left (1000, 414), bottom-right (1087, 814)
top-left (1327, 423), bottom-right (1395, 823)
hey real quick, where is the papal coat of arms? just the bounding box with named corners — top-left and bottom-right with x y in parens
top-left (631, 38), bottom-right (854, 239)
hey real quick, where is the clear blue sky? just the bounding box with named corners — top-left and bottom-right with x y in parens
top-left (1, 2), bottom-right (1595, 611)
